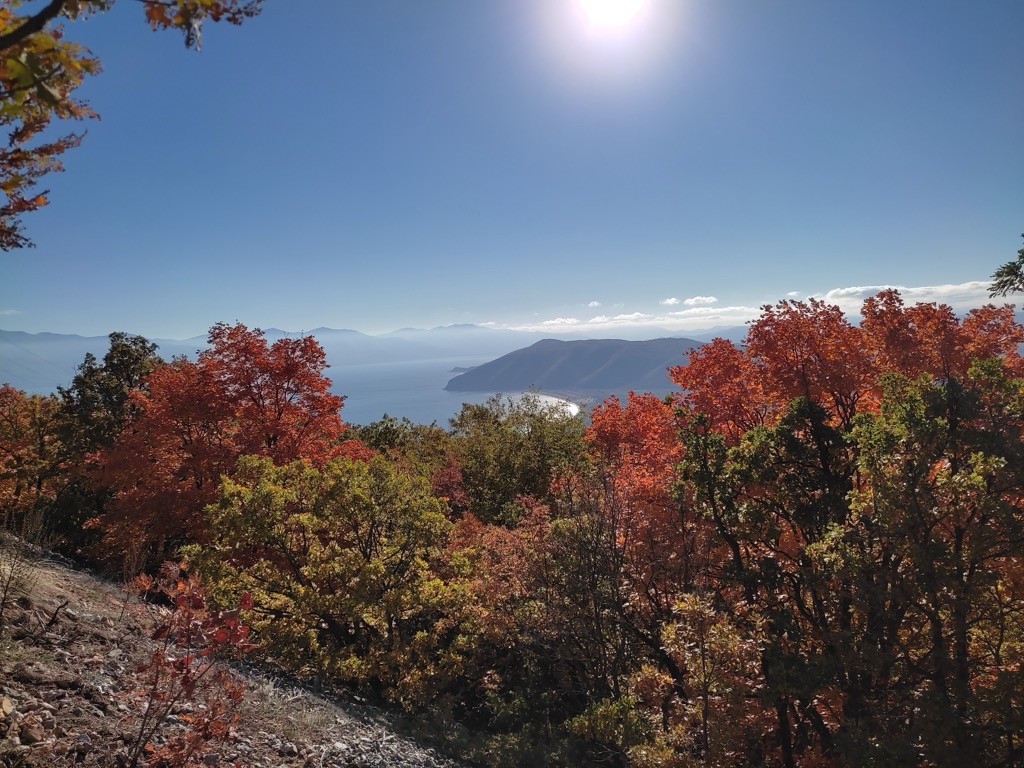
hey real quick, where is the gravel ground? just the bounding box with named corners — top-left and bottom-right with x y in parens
top-left (0, 544), bottom-right (467, 768)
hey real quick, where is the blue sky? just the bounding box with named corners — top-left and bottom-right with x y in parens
top-left (1, 0), bottom-right (1021, 340)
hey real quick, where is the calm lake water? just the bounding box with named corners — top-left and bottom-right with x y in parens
top-left (329, 357), bottom-right (518, 427)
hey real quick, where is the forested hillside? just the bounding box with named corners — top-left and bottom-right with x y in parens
top-left (2, 291), bottom-right (1023, 767)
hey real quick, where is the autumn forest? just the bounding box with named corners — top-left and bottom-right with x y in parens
top-left (2, 1), bottom-right (1023, 765)
top-left (2, 291), bottom-right (1023, 766)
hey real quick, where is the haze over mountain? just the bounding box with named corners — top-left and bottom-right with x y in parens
top-left (444, 337), bottom-right (703, 401)
top-left (0, 330), bottom-right (201, 395)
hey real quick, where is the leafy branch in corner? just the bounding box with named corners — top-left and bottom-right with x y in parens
top-left (989, 233), bottom-right (1024, 297)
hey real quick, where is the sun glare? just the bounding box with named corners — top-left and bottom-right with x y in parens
top-left (578, 0), bottom-right (649, 29)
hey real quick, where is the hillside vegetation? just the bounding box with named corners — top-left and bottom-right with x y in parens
top-left (2, 291), bottom-right (1024, 767)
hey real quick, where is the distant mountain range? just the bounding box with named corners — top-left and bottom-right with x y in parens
top-left (0, 325), bottom-right (715, 398)
top-left (444, 337), bottom-right (703, 402)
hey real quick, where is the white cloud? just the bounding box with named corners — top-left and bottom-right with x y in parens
top-left (660, 297), bottom-right (680, 306)
top-left (668, 305), bottom-right (759, 318)
top-left (501, 281), bottom-right (1002, 338)
top-left (786, 291), bottom-right (802, 298)
top-left (587, 300), bottom-right (602, 308)
top-left (510, 308), bottom-right (748, 335)
top-left (0, 309), bottom-right (20, 316)
top-left (818, 281), bottom-right (993, 316)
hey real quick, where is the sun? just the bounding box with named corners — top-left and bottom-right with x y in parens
top-left (577, 0), bottom-right (649, 29)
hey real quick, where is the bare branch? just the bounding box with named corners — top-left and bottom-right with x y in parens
top-left (0, 0), bottom-right (68, 55)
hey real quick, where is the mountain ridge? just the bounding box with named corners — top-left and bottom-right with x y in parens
top-left (444, 337), bottom-right (702, 398)
top-left (0, 326), bottom-right (713, 398)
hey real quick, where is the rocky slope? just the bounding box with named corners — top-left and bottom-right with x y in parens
top-left (0, 543), bottom-right (465, 767)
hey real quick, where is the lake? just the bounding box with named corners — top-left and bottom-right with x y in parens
top-left (329, 357), bottom-right (580, 427)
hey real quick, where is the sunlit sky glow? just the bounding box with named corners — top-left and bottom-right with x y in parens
top-left (578, 0), bottom-right (650, 30)
top-left (1, 0), bottom-right (1021, 340)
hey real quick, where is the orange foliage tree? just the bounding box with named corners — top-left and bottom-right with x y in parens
top-left (0, 384), bottom-right (62, 533)
top-left (585, 392), bottom-right (690, 626)
top-left (860, 288), bottom-right (1024, 380)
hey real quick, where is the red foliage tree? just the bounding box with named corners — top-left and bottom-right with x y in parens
top-left (673, 292), bottom-right (1023, 439)
top-left (672, 299), bottom-right (871, 439)
top-left (586, 394), bottom-right (699, 661)
top-left (92, 323), bottom-right (358, 564)
top-left (669, 337), bottom-right (774, 444)
top-left (202, 323), bottom-right (346, 464)
top-left (587, 391), bottom-right (682, 512)
top-left (744, 298), bottom-right (869, 429)
top-left (861, 288), bottom-right (1024, 380)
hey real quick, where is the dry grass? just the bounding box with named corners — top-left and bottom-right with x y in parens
top-left (0, 533), bottom-right (41, 638)
top-left (239, 675), bottom-right (339, 743)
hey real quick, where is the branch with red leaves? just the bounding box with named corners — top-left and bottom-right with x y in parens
top-left (124, 563), bottom-right (253, 768)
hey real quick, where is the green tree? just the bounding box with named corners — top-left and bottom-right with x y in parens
top-left (44, 332), bottom-right (161, 555)
top-left (57, 331), bottom-right (162, 455)
top-left (352, 414), bottom-right (452, 476)
top-left (680, 398), bottom-right (855, 766)
top-left (189, 454), bottom-right (452, 701)
top-left (989, 233), bottom-right (1024, 297)
top-left (449, 392), bottom-right (586, 525)
top-left (847, 365), bottom-right (1024, 766)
